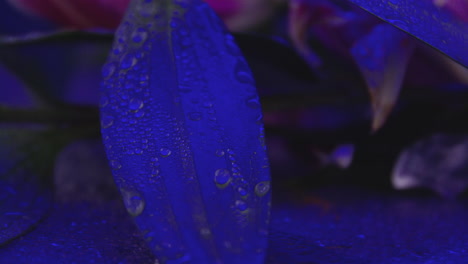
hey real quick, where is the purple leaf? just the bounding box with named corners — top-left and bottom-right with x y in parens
top-left (345, 0), bottom-right (468, 67)
top-left (0, 180), bottom-right (51, 246)
top-left (392, 133), bottom-right (468, 199)
top-left (0, 129), bottom-right (53, 246)
top-left (100, 0), bottom-right (271, 263)
top-left (350, 23), bottom-right (415, 131)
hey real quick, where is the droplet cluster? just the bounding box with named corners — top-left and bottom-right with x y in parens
top-left (99, 0), bottom-right (272, 262)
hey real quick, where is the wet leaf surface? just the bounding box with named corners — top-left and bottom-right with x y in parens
top-left (100, 0), bottom-right (271, 263)
top-left (346, 0), bottom-right (468, 67)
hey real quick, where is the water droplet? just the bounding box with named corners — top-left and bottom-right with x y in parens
top-left (215, 149), bottom-right (225, 157)
top-left (135, 148), bottom-right (143, 155)
top-left (120, 188), bottom-right (145, 216)
top-left (113, 44), bottom-right (125, 55)
top-left (101, 115), bottom-right (114, 128)
top-left (132, 28), bottom-right (148, 44)
top-left (214, 168), bottom-right (231, 188)
top-left (235, 200), bottom-right (248, 211)
top-left (255, 181), bottom-right (270, 197)
top-left (256, 113), bottom-right (263, 124)
top-left (102, 63), bottom-right (116, 79)
top-left (135, 110), bottom-right (145, 119)
top-left (188, 112), bottom-right (202, 121)
top-left (110, 160), bottom-right (122, 170)
top-left (151, 168), bottom-right (160, 177)
top-left (234, 60), bottom-right (254, 84)
top-left (99, 96), bottom-right (109, 107)
top-left (160, 148), bottom-right (172, 157)
top-left (225, 34), bottom-right (240, 55)
top-left (129, 98), bottom-right (144, 111)
top-left (121, 53), bottom-right (137, 69)
top-left (246, 96), bottom-right (260, 109)
top-left (237, 187), bottom-right (248, 196)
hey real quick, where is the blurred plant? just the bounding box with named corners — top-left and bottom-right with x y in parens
top-left (289, 0), bottom-right (468, 131)
top-left (7, 0), bottom-right (130, 29)
top-left (7, 0), bottom-right (282, 31)
top-left (434, 0), bottom-right (468, 22)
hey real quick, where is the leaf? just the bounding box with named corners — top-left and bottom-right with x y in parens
top-left (100, 0), bottom-right (271, 263)
top-left (0, 116), bottom-right (100, 245)
top-left (0, 179), bottom-right (51, 246)
top-left (392, 133), bottom-right (468, 199)
top-left (345, 0), bottom-right (468, 67)
top-left (0, 199), bottom-right (155, 264)
top-left (0, 127), bottom-right (54, 245)
top-left (350, 23), bottom-right (415, 131)
top-left (0, 30), bottom-right (113, 106)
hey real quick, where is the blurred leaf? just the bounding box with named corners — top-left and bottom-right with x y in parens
top-left (0, 29), bottom-right (109, 246)
top-left (0, 29), bottom-right (353, 110)
top-left (100, 0), bottom-right (271, 263)
top-left (0, 127), bottom-right (55, 245)
top-left (392, 133), bottom-right (468, 199)
top-left (350, 23), bottom-right (415, 131)
top-left (0, 108), bottom-right (100, 245)
top-left (345, 0), bottom-right (468, 67)
top-left (0, 0), bottom-right (55, 35)
top-left (0, 125), bottom-right (98, 181)
top-left (0, 30), bottom-right (113, 106)
top-left (0, 180), bottom-right (51, 246)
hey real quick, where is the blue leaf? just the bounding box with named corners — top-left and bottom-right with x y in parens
top-left (0, 180), bottom-right (51, 246)
top-left (345, 0), bottom-right (468, 67)
top-left (0, 129), bottom-right (53, 246)
top-left (100, 1), bottom-right (271, 263)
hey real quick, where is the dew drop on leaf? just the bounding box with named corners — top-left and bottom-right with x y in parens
top-left (214, 168), bottom-right (231, 187)
top-left (237, 187), bottom-right (248, 196)
top-left (101, 115), bottom-right (114, 129)
top-left (234, 60), bottom-right (255, 84)
top-left (120, 187), bottom-right (145, 216)
top-left (132, 28), bottom-right (149, 44)
top-left (129, 98), bottom-right (144, 112)
top-left (134, 110), bottom-right (145, 118)
top-left (160, 148), bottom-right (172, 157)
top-left (99, 95), bottom-right (109, 107)
top-left (110, 159), bottom-right (122, 170)
top-left (215, 149), bottom-right (225, 157)
top-left (246, 97), bottom-right (260, 109)
top-left (188, 112), bottom-right (202, 121)
top-left (254, 181), bottom-right (270, 197)
top-left (102, 62), bottom-right (116, 79)
top-left (121, 53), bottom-right (137, 69)
top-left (235, 200), bottom-right (248, 211)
